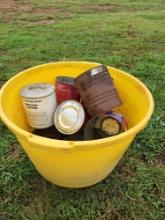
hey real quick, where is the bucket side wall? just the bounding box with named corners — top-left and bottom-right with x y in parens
top-left (17, 134), bottom-right (135, 188)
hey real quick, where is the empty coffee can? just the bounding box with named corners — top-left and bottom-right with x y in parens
top-left (54, 100), bottom-right (85, 135)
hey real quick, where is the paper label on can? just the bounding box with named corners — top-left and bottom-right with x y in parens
top-left (22, 93), bottom-right (56, 129)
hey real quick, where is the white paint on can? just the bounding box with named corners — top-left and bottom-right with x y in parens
top-left (20, 83), bottom-right (57, 129)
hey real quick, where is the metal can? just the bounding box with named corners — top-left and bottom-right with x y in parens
top-left (20, 83), bottom-right (57, 129)
top-left (56, 76), bottom-right (80, 104)
top-left (95, 115), bottom-right (121, 137)
top-left (107, 112), bottom-right (128, 131)
top-left (84, 116), bottom-right (101, 140)
top-left (75, 65), bottom-right (122, 116)
top-left (54, 100), bottom-right (85, 135)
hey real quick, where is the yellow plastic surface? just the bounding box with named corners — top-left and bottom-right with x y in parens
top-left (0, 61), bottom-right (154, 188)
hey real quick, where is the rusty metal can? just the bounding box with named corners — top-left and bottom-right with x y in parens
top-left (75, 65), bottom-right (122, 116)
top-left (95, 115), bottom-right (121, 137)
top-left (54, 100), bottom-right (85, 135)
top-left (56, 76), bottom-right (80, 104)
top-left (20, 83), bottom-right (57, 129)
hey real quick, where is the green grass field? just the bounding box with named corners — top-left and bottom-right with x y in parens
top-left (0, 0), bottom-right (165, 219)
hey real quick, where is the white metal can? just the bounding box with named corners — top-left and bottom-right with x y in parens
top-left (54, 100), bottom-right (85, 135)
top-left (20, 83), bottom-right (57, 129)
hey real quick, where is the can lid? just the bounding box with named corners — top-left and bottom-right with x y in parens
top-left (54, 100), bottom-right (85, 135)
top-left (101, 118), bottom-right (120, 135)
top-left (107, 112), bottom-right (128, 131)
top-left (20, 83), bottom-right (54, 98)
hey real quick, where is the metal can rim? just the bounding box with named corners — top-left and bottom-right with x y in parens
top-left (56, 76), bottom-right (75, 86)
top-left (20, 83), bottom-right (55, 99)
top-left (54, 100), bottom-right (85, 135)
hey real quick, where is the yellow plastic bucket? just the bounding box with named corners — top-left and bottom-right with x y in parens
top-left (0, 61), bottom-right (154, 188)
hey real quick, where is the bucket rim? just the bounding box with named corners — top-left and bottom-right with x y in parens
top-left (0, 61), bottom-right (154, 150)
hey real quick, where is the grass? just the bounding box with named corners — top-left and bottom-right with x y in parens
top-left (0, 0), bottom-right (165, 219)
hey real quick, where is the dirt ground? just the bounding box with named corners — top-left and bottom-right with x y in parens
top-left (1, 0), bottom-right (74, 25)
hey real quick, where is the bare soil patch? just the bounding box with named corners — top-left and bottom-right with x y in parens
top-left (0, 49), bottom-right (7, 55)
top-left (156, 153), bottom-right (165, 165)
top-left (120, 165), bottom-right (134, 177)
top-left (86, 3), bottom-right (119, 12)
top-left (26, 19), bottom-right (55, 26)
top-left (0, 0), bottom-right (16, 9)
top-left (8, 143), bottom-right (21, 160)
top-left (0, 1), bottom-right (72, 25)
top-left (31, 7), bottom-right (61, 15)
